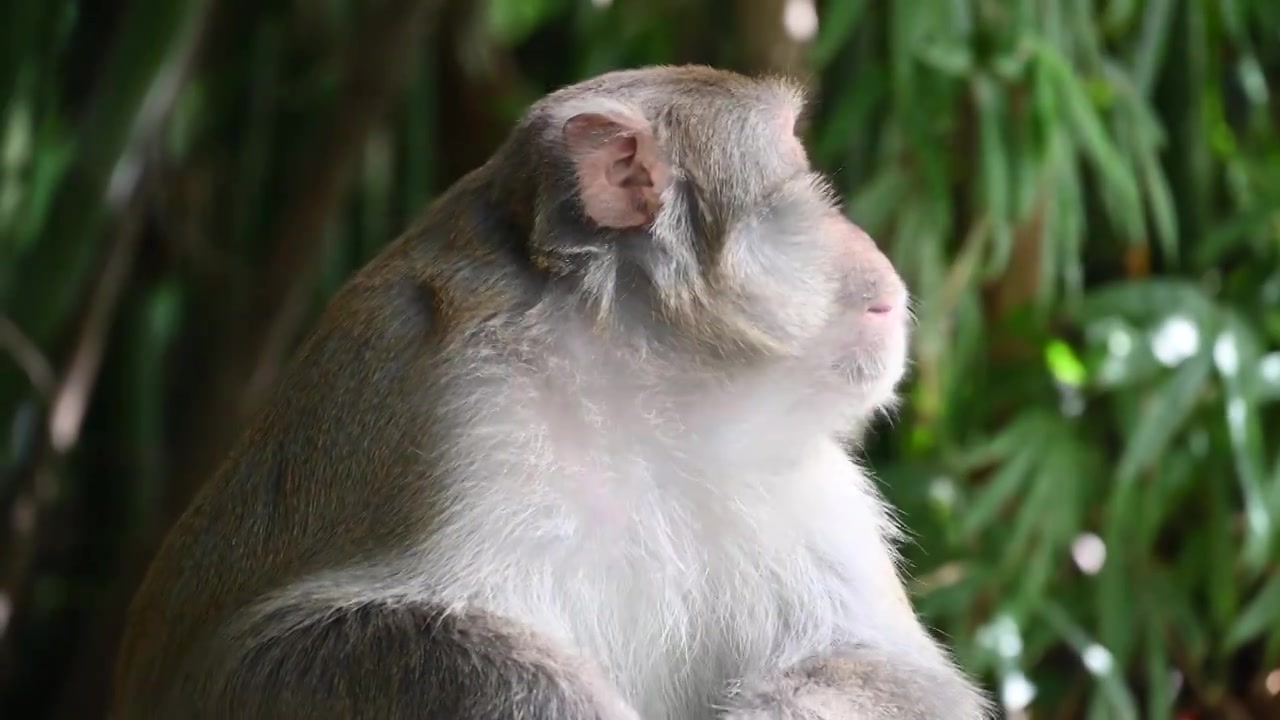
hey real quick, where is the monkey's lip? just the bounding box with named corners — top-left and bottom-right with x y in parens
top-left (838, 307), bottom-right (909, 383)
top-left (857, 302), bottom-right (908, 328)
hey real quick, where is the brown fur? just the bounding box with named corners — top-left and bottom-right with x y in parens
top-left (113, 65), bottom-right (989, 720)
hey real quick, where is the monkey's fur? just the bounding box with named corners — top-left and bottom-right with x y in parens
top-left (114, 66), bottom-right (991, 720)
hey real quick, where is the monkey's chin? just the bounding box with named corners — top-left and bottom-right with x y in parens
top-left (831, 321), bottom-right (909, 416)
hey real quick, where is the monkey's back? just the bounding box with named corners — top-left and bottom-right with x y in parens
top-left (113, 176), bottom-right (520, 714)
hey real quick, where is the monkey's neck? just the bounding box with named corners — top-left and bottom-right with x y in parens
top-left (484, 136), bottom-right (541, 237)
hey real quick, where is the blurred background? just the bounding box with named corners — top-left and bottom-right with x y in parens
top-left (2, 0), bottom-right (1280, 717)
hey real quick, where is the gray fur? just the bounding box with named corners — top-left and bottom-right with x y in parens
top-left (191, 602), bottom-right (637, 720)
top-left (718, 644), bottom-right (991, 720)
top-left (113, 65), bottom-right (990, 720)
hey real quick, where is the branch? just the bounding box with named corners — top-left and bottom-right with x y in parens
top-left (0, 200), bottom-right (142, 696)
top-left (0, 317), bottom-right (55, 399)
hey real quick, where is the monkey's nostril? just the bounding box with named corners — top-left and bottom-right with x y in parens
top-left (867, 304), bottom-right (893, 315)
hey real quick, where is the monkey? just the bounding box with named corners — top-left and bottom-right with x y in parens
top-left (113, 65), bottom-right (991, 720)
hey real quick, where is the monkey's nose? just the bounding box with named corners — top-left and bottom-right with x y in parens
top-left (861, 281), bottom-right (907, 316)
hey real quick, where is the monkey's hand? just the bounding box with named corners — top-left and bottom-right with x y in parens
top-left (715, 646), bottom-right (990, 720)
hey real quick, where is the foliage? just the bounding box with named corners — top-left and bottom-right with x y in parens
top-left (2, 0), bottom-right (1279, 717)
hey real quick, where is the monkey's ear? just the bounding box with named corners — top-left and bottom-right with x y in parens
top-left (562, 112), bottom-right (671, 229)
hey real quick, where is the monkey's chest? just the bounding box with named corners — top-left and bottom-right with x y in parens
top-left (572, 505), bottom-right (859, 718)
top-left (481, 462), bottom-right (871, 720)
top-left (445, 383), bottom-right (883, 718)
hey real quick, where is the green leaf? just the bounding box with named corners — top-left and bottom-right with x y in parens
top-left (1114, 349), bottom-right (1212, 485)
top-left (917, 42), bottom-right (973, 78)
top-left (1212, 317), bottom-right (1274, 573)
top-left (1226, 573), bottom-right (1280, 651)
top-left (1039, 600), bottom-right (1140, 720)
top-left (486, 0), bottom-right (566, 44)
top-left (1137, 141), bottom-right (1180, 259)
top-left (1098, 479), bottom-right (1140, 661)
top-left (959, 419), bottom-right (1048, 539)
top-left (848, 166), bottom-right (907, 238)
top-left (815, 68), bottom-right (886, 167)
top-left (1128, 0), bottom-right (1175, 96)
top-left (1045, 339), bottom-right (1087, 387)
top-left (1207, 459), bottom-right (1242, 634)
top-left (1152, 568), bottom-right (1210, 664)
top-left (811, 0), bottom-right (868, 69)
top-left (1078, 279), bottom-right (1217, 326)
top-left (1032, 40), bottom-right (1144, 240)
top-left (1144, 609), bottom-right (1178, 720)
top-left (1103, 0), bottom-right (1139, 30)
top-left (972, 73), bottom-right (1012, 277)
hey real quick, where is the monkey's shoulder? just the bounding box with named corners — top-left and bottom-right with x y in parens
top-left (297, 259), bottom-right (523, 374)
top-left (317, 209), bottom-right (542, 352)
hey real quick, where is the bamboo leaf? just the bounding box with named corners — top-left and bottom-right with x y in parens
top-left (972, 73), bottom-right (1012, 276)
top-left (1039, 600), bottom-right (1140, 720)
top-left (1079, 279), bottom-right (1217, 326)
top-left (1128, 0), bottom-right (1176, 96)
top-left (1213, 316), bottom-right (1274, 573)
top-left (959, 426), bottom-right (1044, 539)
top-left (1225, 573), bottom-right (1280, 651)
top-left (1033, 40), bottom-right (1144, 240)
top-left (1114, 349), bottom-right (1212, 485)
top-left (1144, 607), bottom-right (1178, 720)
top-left (811, 0), bottom-right (868, 69)
top-left (486, 0), bottom-right (566, 44)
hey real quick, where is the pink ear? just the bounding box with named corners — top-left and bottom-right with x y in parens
top-left (562, 111), bottom-right (671, 229)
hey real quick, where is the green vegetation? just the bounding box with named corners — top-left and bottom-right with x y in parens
top-left (2, 0), bottom-right (1279, 717)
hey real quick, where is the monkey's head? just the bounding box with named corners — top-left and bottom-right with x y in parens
top-left (502, 66), bottom-right (909, 411)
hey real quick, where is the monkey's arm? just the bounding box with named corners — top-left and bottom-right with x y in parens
top-left (715, 524), bottom-right (989, 720)
top-left (716, 644), bottom-right (989, 720)
top-left (166, 599), bottom-right (640, 720)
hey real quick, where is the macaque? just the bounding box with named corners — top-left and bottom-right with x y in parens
top-left (114, 65), bottom-right (990, 720)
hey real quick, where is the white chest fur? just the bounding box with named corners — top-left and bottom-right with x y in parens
top-left (416, 339), bottom-right (912, 720)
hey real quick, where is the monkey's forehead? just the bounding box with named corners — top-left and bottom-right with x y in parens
top-left (533, 65), bottom-right (809, 183)
top-left (539, 65), bottom-right (807, 120)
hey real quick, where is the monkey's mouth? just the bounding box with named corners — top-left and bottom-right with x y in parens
top-left (827, 308), bottom-right (910, 398)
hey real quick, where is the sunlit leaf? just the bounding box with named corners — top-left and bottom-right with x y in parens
top-left (1045, 339), bottom-right (1087, 387)
top-left (1213, 315), bottom-right (1274, 573)
top-left (1039, 600), bottom-right (1140, 720)
top-left (1114, 349), bottom-right (1212, 485)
